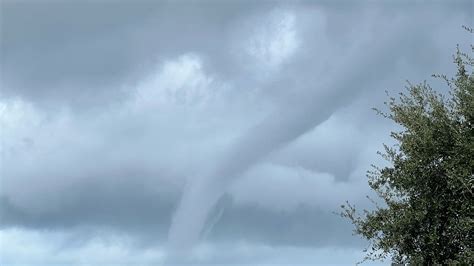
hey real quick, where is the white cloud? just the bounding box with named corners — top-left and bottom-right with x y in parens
top-left (245, 10), bottom-right (299, 69)
top-left (230, 8), bottom-right (302, 75)
top-left (0, 98), bottom-right (43, 156)
top-left (132, 53), bottom-right (217, 109)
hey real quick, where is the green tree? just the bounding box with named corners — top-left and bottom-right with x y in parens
top-left (341, 28), bottom-right (473, 265)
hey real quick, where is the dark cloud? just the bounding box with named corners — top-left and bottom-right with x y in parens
top-left (210, 199), bottom-right (363, 248)
top-left (0, 1), bottom-right (272, 107)
top-left (0, 1), bottom-right (472, 264)
top-left (0, 194), bottom-right (362, 249)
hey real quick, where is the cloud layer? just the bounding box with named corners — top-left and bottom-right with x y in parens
top-left (1, 1), bottom-right (472, 264)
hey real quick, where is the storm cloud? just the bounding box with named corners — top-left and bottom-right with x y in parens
top-left (0, 0), bottom-right (472, 265)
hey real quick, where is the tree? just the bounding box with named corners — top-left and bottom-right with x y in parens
top-left (341, 28), bottom-right (473, 265)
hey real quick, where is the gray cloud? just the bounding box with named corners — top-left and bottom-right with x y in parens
top-left (0, 1), bottom-right (472, 264)
top-left (1, 1), bottom-right (273, 107)
top-left (167, 5), bottom-right (469, 250)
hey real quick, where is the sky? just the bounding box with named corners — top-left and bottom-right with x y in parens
top-left (0, 0), bottom-right (472, 265)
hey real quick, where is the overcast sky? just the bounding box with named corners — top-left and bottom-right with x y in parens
top-left (0, 0), bottom-right (472, 265)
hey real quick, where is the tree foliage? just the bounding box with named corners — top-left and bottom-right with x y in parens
top-left (341, 28), bottom-right (473, 264)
